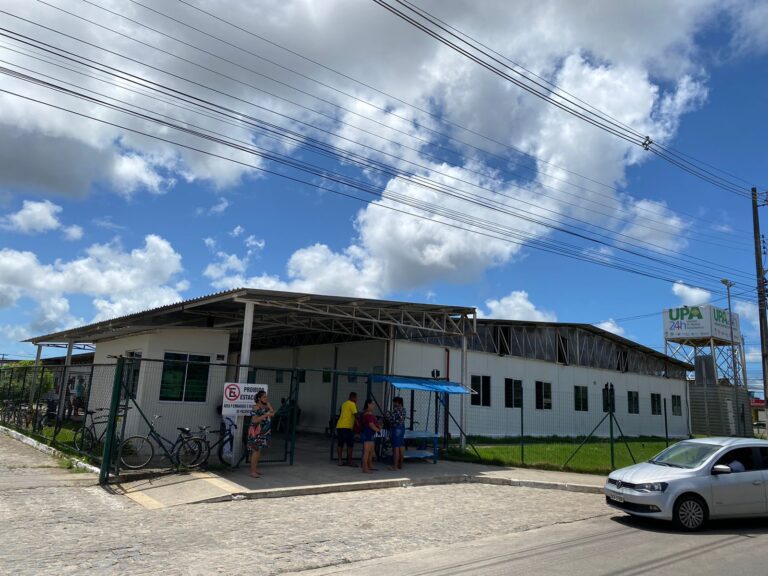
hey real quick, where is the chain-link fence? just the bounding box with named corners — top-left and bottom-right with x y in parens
top-left (444, 384), bottom-right (692, 474)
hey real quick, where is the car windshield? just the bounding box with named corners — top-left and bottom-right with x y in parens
top-left (648, 441), bottom-right (723, 469)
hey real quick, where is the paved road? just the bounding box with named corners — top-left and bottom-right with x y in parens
top-left (291, 514), bottom-right (768, 575)
top-left (2, 432), bottom-right (767, 575)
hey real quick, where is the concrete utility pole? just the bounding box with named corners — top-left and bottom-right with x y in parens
top-left (751, 187), bottom-right (768, 406)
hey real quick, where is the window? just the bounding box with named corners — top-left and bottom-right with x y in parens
top-left (628, 391), bottom-right (639, 414)
top-left (574, 385), bottom-right (588, 412)
top-left (535, 381), bottom-right (552, 410)
top-left (298, 370), bottom-right (306, 384)
top-left (557, 334), bottom-right (569, 365)
top-left (504, 378), bottom-right (522, 408)
top-left (671, 395), bottom-right (682, 416)
top-left (322, 368), bottom-right (332, 383)
top-left (471, 375), bottom-right (491, 407)
top-left (124, 351), bottom-right (142, 400)
top-left (716, 448), bottom-right (756, 472)
top-left (159, 352), bottom-right (210, 402)
top-left (275, 370), bottom-right (284, 384)
top-left (651, 393), bottom-right (662, 415)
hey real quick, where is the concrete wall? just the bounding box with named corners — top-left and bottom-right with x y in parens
top-left (394, 341), bottom-right (689, 439)
top-left (92, 329), bottom-right (230, 439)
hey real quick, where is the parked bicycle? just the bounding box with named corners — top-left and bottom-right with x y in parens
top-left (119, 415), bottom-right (205, 470)
top-left (193, 416), bottom-right (239, 467)
top-left (73, 406), bottom-right (130, 453)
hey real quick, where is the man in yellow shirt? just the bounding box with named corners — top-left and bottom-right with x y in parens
top-left (336, 391), bottom-right (358, 466)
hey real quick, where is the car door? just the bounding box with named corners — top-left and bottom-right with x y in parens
top-left (709, 447), bottom-right (766, 517)
top-left (759, 448), bottom-right (768, 513)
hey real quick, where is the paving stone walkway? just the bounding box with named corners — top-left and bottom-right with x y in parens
top-left (0, 432), bottom-right (609, 575)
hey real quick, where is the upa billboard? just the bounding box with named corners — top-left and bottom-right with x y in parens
top-left (663, 305), bottom-right (741, 343)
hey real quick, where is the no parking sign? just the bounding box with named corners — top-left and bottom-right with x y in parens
top-left (221, 382), bottom-right (268, 416)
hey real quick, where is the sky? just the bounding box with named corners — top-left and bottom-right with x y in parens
top-left (0, 0), bottom-right (766, 393)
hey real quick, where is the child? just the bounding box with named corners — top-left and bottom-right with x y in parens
top-left (361, 400), bottom-right (381, 474)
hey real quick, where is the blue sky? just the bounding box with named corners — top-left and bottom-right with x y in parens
top-left (0, 0), bottom-right (766, 393)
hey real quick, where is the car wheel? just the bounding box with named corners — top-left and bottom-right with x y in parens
top-left (673, 495), bottom-right (707, 531)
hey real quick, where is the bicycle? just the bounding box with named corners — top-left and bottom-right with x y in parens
top-left (119, 415), bottom-right (205, 470)
top-left (72, 406), bottom-right (130, 453)
top-left (193, 416), bottom-right (239, 467)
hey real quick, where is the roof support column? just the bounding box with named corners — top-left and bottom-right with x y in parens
top-left (460, 323), bottom-right (468, 451)
top-left (56, 340), bottom-right (74, 420)
top-left (237, 302), bottom-right (255, 383)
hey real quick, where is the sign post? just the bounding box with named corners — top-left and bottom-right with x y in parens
top-left (221, 382), bottom-right (268, 467)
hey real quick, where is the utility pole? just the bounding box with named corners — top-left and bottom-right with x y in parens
top-left (751, 187), bottom-right (768, 407)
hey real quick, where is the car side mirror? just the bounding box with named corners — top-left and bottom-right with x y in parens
top-left (712, 464), bottom-right (732, 475)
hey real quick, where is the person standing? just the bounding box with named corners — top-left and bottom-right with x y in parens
top-left (387, 396), bottom-right (406, 470)
top-left (361, 400), bottom-right (381, 474)
top-left (248, 390), bottom-right (274, 478)
top-left (335, 391), bottom-right (358, 466)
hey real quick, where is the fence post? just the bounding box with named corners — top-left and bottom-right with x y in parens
top-left (99, 357), bottom-right (125, 486)
top-left (289, 372), bottom-right (299, 466)
top-left (663, 398), bottom-right (669, 447)
top-left (609, 383), bottom-right (615, 470)
top-left (520, 389), bottom-right (525, 466)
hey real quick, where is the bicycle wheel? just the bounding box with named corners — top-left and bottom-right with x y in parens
top-left (119, 436), bottom-right (154, 469)
top-left (175, 437), bottom-right (204, 468)
top-left (74, 426), bottom-right (96, 453)
top-left (217, 435), bottom-right (234, 466)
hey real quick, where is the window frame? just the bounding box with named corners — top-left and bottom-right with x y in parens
top-left (158, 351), bottom-right (211, 403)
top-left (535, 381), bottom-right (552, 410)
top-left (504, 378), bottom-right (522, 409)
top-left (651, 393), bottom-right (662, 416)
top-left (471, 374), bottom-right (491, 407)
top-left (574, 385), bottom-right (589, 412)
top-left (627, 390), bottom-right (639, 414)
top-left (671, 394), bottom-right (682, 416)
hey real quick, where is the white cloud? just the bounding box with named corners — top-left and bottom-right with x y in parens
top-left (230, 225), bottom-right (245, 238)
top-left (0, 235), bottom-right (186, 333)
top-left (595, 319), bottom-right (626, 336)
top-left (618, 199), bottom-right (690, 253)
top-left (734, 300), bottom-right (759, 330)
top-left (478, 291), bottom-right (557, 321)
top-left (672, 282), bottom-right (711, 305)
top-left (63, 225), bottom-right (83, 241)
top-left (203, 237), bottom-right (216, 250)
top-left (1, 200), bottom-right (62, 234)
top-left (111, 154), bottom-right (173, 196)
top-left (745, 346), bottom-right (762, 363)
top-left (245, 235), bottom-right (265, 250)
top-left (209, 198), bottom-right (230, 215)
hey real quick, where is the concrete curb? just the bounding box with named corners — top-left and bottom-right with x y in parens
top-left (195, 472), bottom-right (603, 505)
top-left (0, 425), bottom-right (100, 475)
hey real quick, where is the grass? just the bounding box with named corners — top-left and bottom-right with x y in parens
top-left (443, 436), bottom-right (673, 475)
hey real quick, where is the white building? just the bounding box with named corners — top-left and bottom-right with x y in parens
top-left (27, 289), bottom-right (691, 446)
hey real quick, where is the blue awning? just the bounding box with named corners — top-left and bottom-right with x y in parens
top-left (370, 375), bottom-right (470, 394)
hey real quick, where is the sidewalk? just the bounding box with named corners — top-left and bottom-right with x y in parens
top-left (113, 437), bottom-right (607, 509)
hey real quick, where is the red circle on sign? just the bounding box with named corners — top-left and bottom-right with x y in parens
top-left (224, 383), bottom-right (241, 401)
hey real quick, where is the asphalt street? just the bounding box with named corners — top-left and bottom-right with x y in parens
top-left (291, 513), bottom-right (768, 576)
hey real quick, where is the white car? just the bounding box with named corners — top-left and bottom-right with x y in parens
top-left (605, 437), bottom-right (768, 531)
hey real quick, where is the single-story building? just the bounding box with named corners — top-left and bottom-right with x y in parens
top-left (25, 289), bottom-right (692, 452)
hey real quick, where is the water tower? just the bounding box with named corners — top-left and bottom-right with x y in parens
top-left (663, 305), bottom-right (750, 436)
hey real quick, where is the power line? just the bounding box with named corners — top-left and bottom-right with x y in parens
top-left (6, 3), bottom-right (753, 254)
top-left (374, 0), bottom-right (756, 199)
top-left (0, 38), bottom-right (754, 289)
top-left (0, 83), bottom-right (746, 293)
top-left (84, 0), bottom-right (756, 244)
